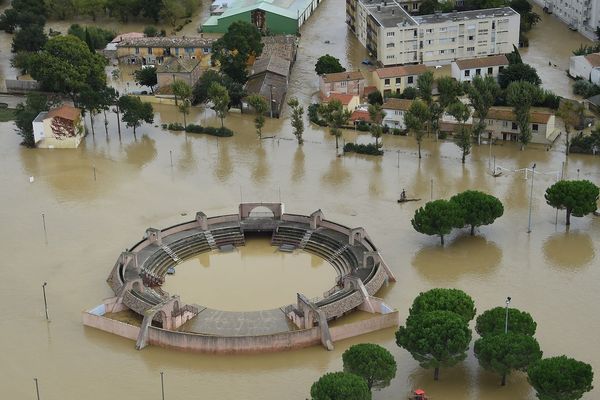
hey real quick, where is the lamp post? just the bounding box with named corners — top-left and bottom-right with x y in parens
top-left (160, 371), bottom-right (165, 400)
top-left (527, 163), bottom-right (536, 233)
top-left (269, 85), bottom-right (275, 118)
top-left (34, 378), bottom-right (40, 400)
top-left (42, 282), bottom-right (48, 321)
top-left (504, 296), bottom-right (511, 334)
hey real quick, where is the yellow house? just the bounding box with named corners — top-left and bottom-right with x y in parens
top-left (116, 36), bottom-right (216, 66)
top-left (33, 105), bottom-right (85, 149)
top-left (373, 64), bottom-right (428, 97)
top-left (321, 93), bottom-right (361, 112)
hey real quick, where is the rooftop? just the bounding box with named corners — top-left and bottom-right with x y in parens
top-left (322, 71), bottom-right (365, 83)
top-left (375, 64), bottom-right (428, 78)
top-left (584, 53), bottom-right (600, 68)
top-left (47, 105), bottom-right (81, 121)
top-left (382, 98), bottom-right (413, 110)
top-left (360, 0), bottom-right (416, 28)
top-left (245, 72), bottom-right (288, 107)
top-left (156, 57), bottom-right (201, 74)
top-left (249, 55), bottom-right (291, 78)
top-left (323, 93), bottom-right (358, 105)
top-left (204, 0), bottom-right (314, 26)
top-left (487, 106), bottom-right (553, 124)
top-left (413, 7), bottom-right (518, 24)
top-left (260, 35), bottom-right (298, 62)
top-left (454, 54), bottom-right (509, 70)
top-left (117, 36), bottom-right (216, 48)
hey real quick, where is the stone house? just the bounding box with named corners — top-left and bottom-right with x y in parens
top-left (319, 71), bottom-right (365, 98)
top-left (382, 98), bottom-right (414, 129)
top-left (116, 36), bottom-right (215, 66)
top-left (373, 64), bottom-right (427, 97)
top-left (483, 106), bottom-right (558, 144)
top-left (451, 54), bottom-right (509, 82)
top-left (156, 58), bottom-right (203, 88)
top-left (569, 52), bottom-right (600, 84)
top-left (32, 105), bottom-right (85, 149)
top-left (321, 93), bottom-right (361, 112)
top-left (244, 55), bottom-right (291, 118)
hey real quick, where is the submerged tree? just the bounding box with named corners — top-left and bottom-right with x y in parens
top-left (411, 199), bottom-right (464, 245)
top-left (208, 82), bottom-right (230, 128)
top-left (315, 54), bottom-right (345, 75)
top-left (14, 93), bottom-right (60, 148)
top-left (466, 75), bottom-right (500, 144)
top-left (410, 288), bottom-right (476, 322)
top-left (247, 94), bottom-right (268, 138)
top-left (118, 95), bottom-right (154, 137)
top-left (506, 81), bottom-right (544, 149)
top-left (172, 80), bottom-right (193, 129)
top-left (544, 180), bottom-right (599, 225)
top-left (368, 103), bottom-right (385, 148)
top-left (310, 371), bottom-right (371, 400)
top-left (287, 97), bottom-right (305, 144)
top-left (342, 343), bottom-right (397, 390)
top-left (405, 99), bottom-right (430, 159)
top-left (528, 356), bottom-right (594, 400)
top-left (134, 66), bottom-right (157, 94)
top-left (556, 100), bottom-right (583, 156)
top-left (319, 99), bottom-right (351, 151)
top-left (447, 101), bottom-right (472, 164)
top-left (450, 190), bottom-right (504, 235)
top-left (476, 307), bottom-right (537, 337)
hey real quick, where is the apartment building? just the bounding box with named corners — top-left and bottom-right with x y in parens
top-left (451, 54), bottom-right (508, 82)
top-left (534, 0), bottom-right (600, 40)
top-left (346, 0), bottom-right (520, 66)
top-left (373, 63), bottom-right (428, 96)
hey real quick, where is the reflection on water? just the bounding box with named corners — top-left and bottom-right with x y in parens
top-left (412, 235), bottom-right (502, 283)
top-left (543, 231), bottom-right (595, 269)
top-left (124, 134), bottom-right (157, 167)
top-left (162, 238), bottom-right (336, 311)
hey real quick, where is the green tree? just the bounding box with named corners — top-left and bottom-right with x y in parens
top-left (310, 371), bottom-right (371, 400)
top-left (556, 100), bottom-right (583, 156)
top-left (118, 95), bottom-right (154, 137)
top-left (437, 76), bottom-right (463, 109)
top-left (247, 94), bottom-right (268, 138)
top-left (474, 333), bottom-right (542, 386)
top-left (211, 21), bottom-right (263, 84)
top-left (506, 81), bottom-right (544, 149)
top-left (447, 101), bottom-right (472, 164)
top-left (76, 85), bottom-right (103, 136)
top-left (411, 199), bottom-right (464, 245)
top-left (67, 25), bottom-right (115, 50)
top-left (367, 90), bottom-right (383, 105)
top-left (143, 25), bottom-right (159, 37)
top-left (11, 24), bottom-right (47, 53)
top-left (402, 86), bottom-right (418, 99)
top-left (475, 307), bottom-right (537, 337)
top-left (409, 288), bottom-right (476, 322)
top-left (172, 80), bottom-right (192, 128)
top-left (288, 97), bottom-right (304, 145)
top-left (498, 63), bottom-right (542, 89)
top-left (342, 343), bottom-right (397, 390)
top-left (528, 356), bottom-right (594, 400)
top-left (450, 190), bottom-right (504, 235)
top-left (98, 85), bottom-right (118, 136)
top-left (466, 75), bottom-right (500, 144)
top-left (396, 310), bottom-right (471, 380)
top-left (14, 93), bottom-right (59, 147)
top-left (319, 99), bottom-right (351, 151)
top-left (192, 70), bottom-right (223, 104)
top-left (544, 180), bottom-right (599, 225)
top-left (208, 82), bottom-right (230, 128)
top-left (315, 54), bottom-right (345, 75)
top-left (417, 70), bottom-right (434, 105)
top-left (27, 35), bottom-right (106, 100)
top-left (368, 103), bottom-right (385, 148)
top-left (405, 99), bottom-right (430, 159)
top-left (134, 66), bottom-right (157, 94)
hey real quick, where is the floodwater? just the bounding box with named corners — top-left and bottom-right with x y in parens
top-left (0, 0), bottom-right (599, 399)
top-left (162, 237), bottom-right (335, 311)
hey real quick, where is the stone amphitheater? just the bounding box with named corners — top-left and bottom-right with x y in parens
top-left (84, 203), bottom-right (399, 353)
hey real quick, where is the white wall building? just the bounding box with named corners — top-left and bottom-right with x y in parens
top-left (382, 98), bottom-right (413, 129)
top-left (451, 54), bottom-right (509, 82)
top-left (569, 52), bottom-right (600, 84)
top-left (533, 0), bottom-right (600, 40)
top-left (346, 1), bottom-right (520, 66)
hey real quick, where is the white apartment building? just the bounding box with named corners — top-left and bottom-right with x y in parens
top-left (346, 0), bottom-right (520, 66)
top-left (569, 52), bottom-right (600, 84)
top-left (451, 54), bottom-right (509, 82)
top-left (534, 0), bottom-right (600, 40)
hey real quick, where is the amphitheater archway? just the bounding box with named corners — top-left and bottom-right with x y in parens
top-left (248, 206), bottom-right (275, 219)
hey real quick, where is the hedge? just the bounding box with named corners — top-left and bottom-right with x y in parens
top-left (344, 142), bottom-right (383, 156)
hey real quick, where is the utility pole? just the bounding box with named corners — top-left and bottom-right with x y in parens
top-left (34, 378), bottom-right (41, 400)
top-left (527, 163), bottom-right (536, 233)
top-left (42, 282), bottom-right (49, 321)
top-left (160, 371), bottom-right (165, 400)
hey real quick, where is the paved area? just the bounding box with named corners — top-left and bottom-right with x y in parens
top-left (178, 308), bottom-right (296, 336)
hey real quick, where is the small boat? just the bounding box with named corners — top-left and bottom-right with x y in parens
top-left (491, 171), bottom-right (503, 177)
top-left (166, 267), bottom-right (176, 275)
top-left (397, 198), bottom-right (421, 203)
top-left (409, 389), bottom-right (429, 400)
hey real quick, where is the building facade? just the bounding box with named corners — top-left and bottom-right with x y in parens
top-left (569, 53), bottom-right (600, 84)
top-left (319, 71), bottom-right (365, 98)
top-left (156, 58), bottom-right (204, 88)
top-left (533, 0), bottom-right (600, 40)
top-left (346, 1), bottom-right (520, 66)
top-left (451, 54), bottom-right (508, 82)
top-left (382, 98), bottom-right (413, 129)
top-left (484, 106), bottom-right (558, 144)
top-left (373, 64), bottom-right (427, 96)
top-left (322, 93), bottom-right (361, 112)
top-left (33, 106), bottom-right (85, 149)
top-left (116, 37), bottom-right (215, 66)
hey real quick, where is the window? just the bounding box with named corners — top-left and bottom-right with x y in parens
top-left (384, 78), bottom-right (390, 85)
top-left (499, 66), bottom-right (505, 72)
top-left (386, 55), bottom-right (395, 59)
top-left (532, 124), bottom-right (539, 132)
top-left (476, 68), bottom-right (481, 75)
top-left (387, 31), bottom-right (395, 37)
top-left (487, 67), bottom-right (493, 74)
top-left (135, 47), bottom-right (140, 54)
top-left (408, 76), bottom-right (414, 84)
top-left (512, 122), bottom-right (518, 130)
top-left (465, 70), bottom-right (470, 77)
top-left (175, 48), bottom-right (180, 56)
top-left (413, 29), bottom-right (417, 37)
top-left (396, 88), bottom-right (401, 94)
top-left (387, 42), bottom-right (395, 48)
top-left (492, 21), bottom-right (496, 29)
top-left (395, 110), bottom-right (402, 115)
top-left (468, 35), bottom-right (474, 40)
top-left (202, 47), bottom-right (210, 54)
top-left (341, 81), bottom-right (347, 87)
top-left (439, 49), bottom-right (445, 54)
top-left (185, 47), bottom-right (193, 54)
top-left (412, 3), bottom-right (418, 9)
top-left (148, 47), bottom-right (153, 54)
top-left (502, 121), bottom-right (508, 127)
top-left (426, 28), bottom-right (433, 33)
top-left (395, 77), bottom-right (401, 84)
top-left (467, 46), bottom-right (475, 51)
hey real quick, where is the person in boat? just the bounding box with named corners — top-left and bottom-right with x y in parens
top-left (400, 189), bottom-right (407, 201)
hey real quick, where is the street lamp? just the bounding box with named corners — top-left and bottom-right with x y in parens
top-left (160, 371), bottom-right (165, 400)
top-left (269, 85), bottom-right (276, 119)
top-left (527, 163), bottom-right (536, 233)
top-left (504, 296), bottom-right (511, 334)
top-left (34, 378), bottom-right (41, 400)
top-left (42, 282), bottom-right (48, 321)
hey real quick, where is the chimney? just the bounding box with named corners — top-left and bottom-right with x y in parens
top-left (377, 5), bottom-right (380, 11)
top-left (392, 8), bottom-right (395, 14)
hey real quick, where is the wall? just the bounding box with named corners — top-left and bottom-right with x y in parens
top-left (329, 311), bottom-right (399, 342)
top-left (82, 311), bottom-right (140, 341)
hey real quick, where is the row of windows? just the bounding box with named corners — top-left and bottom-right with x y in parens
top-left (133, 47), bottom-right (209, 55)
top-left (383, 76), bottom-right (415, 85)
top-left (463, 66), bottom-right (504, 77)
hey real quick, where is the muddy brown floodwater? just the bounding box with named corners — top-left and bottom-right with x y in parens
top-left (0, 0), bottom-right (599, 399)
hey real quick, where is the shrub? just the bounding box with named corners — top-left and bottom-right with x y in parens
top-left (165, 123), bottom-right (234, 137)
top-left (185, 123), bottom-right (203, 133)
top-left (344, 142), bottom-right (383, 156)
top-left (356, 122), bottom-right (370, 131)
top-left (438, 131), bottom-right (448, 140)
top-left (392, 128), bottom-right (404, 135)
top-left (569, 131), bottom-right (600, 154)
top-left (308, 103), bottom-right (327, 126)
top-left (167, 122), bottom-right (185, 131)
top-left (573, 80), bottom-right (600, 98)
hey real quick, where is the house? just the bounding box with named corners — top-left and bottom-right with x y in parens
top-left (373, 64), bottom-right (428, 97)
top-left (102, 32), bottom-right (145, 59)
top-left (116, 36), bottom-right (215, 66)
top-left (319, 71), bottom-right (365, 98)
top-left (156, 58), bottom-right (203, 88)
top-left (382, 98), bottom-right (414, 129)
top-left (569, 52), bottom-right (600, 84)
top-left (452, 55), bottom-right (509, 82)
top-left (586, 93), bottom-right (600, 114)
top-left (259, 35), bottom-right (298, 63)
top-left (350, 109), bottom-right (372, 126)
top-left (244, 55), bottom-right (291, 118)
top-left (347, 2), bottom-right (520, 67)
top-left (483, 106), bottom-right (559, 144)
top-left (322, 93), bottom-right (361, 112)
top-left (32, 105), bottom-right (85, 149)
top-left (202, 0), bottom-right (323, 35)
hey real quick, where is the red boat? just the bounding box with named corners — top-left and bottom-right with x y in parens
top-left (409, 389), bottom-right (429, 400)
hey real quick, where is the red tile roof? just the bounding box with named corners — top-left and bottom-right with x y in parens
top-left (382, 98), bottom-right (413, 111)
top-left (323, 93), bottom-right (356, 105)
top-left (375, 64), bottom-right (428, 79)
top-left (487, 106), bottom-right (552, 124)
top-left (584, 53), bottom-right (600, 67)
top-left (350, 110), bottom-right (371, 122)
top-left (322, 70), bottom-right (364, 83)
top-left (47, 105), bottom-right (81, 121)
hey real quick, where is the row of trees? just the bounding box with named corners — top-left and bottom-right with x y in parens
top-left (412, 190), bottom-right (504, 245)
